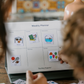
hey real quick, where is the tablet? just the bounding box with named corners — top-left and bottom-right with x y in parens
top-left (6, 21), bottom-right (72, 74)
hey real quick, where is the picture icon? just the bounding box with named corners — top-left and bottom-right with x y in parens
top-left (48, 51), bottom-right (58, 62)
top-left (28, 33), bottom-right (39, 43)
top-left (44, 34), bottom-right (53, 44)
top-left (29, 34), bottom-right (37, 41)
top-left (11, 55), bottom-right (21, 66)
top-left (45, 35), bottom-right (53, 43)
top-left (14, 37), bottom-right (23, 46)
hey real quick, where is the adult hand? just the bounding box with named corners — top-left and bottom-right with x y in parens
top-left (26, 71), bottom-right (48, 84)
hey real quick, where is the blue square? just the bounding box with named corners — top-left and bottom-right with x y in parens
top-left (57, 5), bottom-right (60, 9)
top-left (57, 1), bottom-right (60, 4)
top-left (62, 5), bottom-right (65, 8)
top-left (62, 1), bottom-right (65, 4)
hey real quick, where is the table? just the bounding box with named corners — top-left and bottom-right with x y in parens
top-left (0, 55), bottom-right (78, 84)
top-left (0, 55), bottom-right (10, 84)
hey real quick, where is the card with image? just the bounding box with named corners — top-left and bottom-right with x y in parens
top-left (14, 36), bottom-right (23, 46)
top-left (48, 51), bottom-right (58, 62)
top-left (44, 34), bottom-right (53, 44)
top-left (13, 79), bottom-right (26, 84)
top-left (10, 55), bottom-right (21, 66)
top-left (28, 33), bottom-right (39, 43)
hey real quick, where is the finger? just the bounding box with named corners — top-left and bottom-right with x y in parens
top-left (33, 74), bottom-right (38, 79)
top-left (59, 54), bottom-right (68, 62)
top-left (60, 60), bottom-right (64, 64)
top-left (34, 73), bottom-right (45, 81)
top-left (58, 53), bottom-right (59, 57)
top-left (34, 73), bottom-right (47, 84)
top-left (36, 73), bottom-right (44, 78)
top-left (26, 71), bottom-right (33, 81)
top-left (66, 62), bottom-right (68, 64)
top-left (59, 57), bottom-right (61, 61)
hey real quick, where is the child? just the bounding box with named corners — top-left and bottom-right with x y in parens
top-left (59, 8), bottom-right (84, 84)
top-left (26, 8), bottom-right (84, 84)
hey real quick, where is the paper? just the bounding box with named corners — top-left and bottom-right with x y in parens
top-left (13, 80), bottom-right (58, 84)
top-left (14, 36), bottom-right (23, 46)
top-left (28, 33), bottom-right (39, 43)
top-left (10, 55), bottom-right (21, 66)
top-left (44, 34), bottom-right (53, 44)
top-left (47, 81), bottom-right (58, 84)
top-left (48, 51), bottom-right (58, 62)
top-left (13, 79), bottom-right (26, 84)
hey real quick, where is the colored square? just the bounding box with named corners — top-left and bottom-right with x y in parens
top-left (33, 1), bottom-right (40, 8)
top-left (28, 33), bottom-right (39, 43)
top-left (57, 5), bottom-right (60, 9)
top-left (62, 1), bottom-right (65, 4)
top-left (48, 51), bottom-right (58, 62)
top-left (57, 1), bottom-right (65, 9)
top-left (10, 55), bottom-right (21, 66)
top-left (14, 36), bottom-right (23, 46)
top-left (62, 5), bottom-right (65, 9)
top-left (57, 1), bottom-right (60, 4)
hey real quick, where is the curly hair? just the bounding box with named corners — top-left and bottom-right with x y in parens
top-left (0, 0), bottom-right (13, 59)
top-left (60, 8), bottom-right (84, 80)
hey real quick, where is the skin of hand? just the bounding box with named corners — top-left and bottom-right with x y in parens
top-left (26, 71), bottom-right (48, 84)
top-left (58, 52), bottom-right (68, 64)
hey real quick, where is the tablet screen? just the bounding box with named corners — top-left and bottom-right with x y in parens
top-left (6, 21), bottom-right (71, 74)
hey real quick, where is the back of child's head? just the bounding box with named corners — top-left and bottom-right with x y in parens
top-left (60, 8), bottom-right (84, 80)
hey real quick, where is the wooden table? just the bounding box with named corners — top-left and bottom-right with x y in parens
top-left (0, 55), bottom-right (78, 84)
top-left (0, 55), bottom-right (11, 84)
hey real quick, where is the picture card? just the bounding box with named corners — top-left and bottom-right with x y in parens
top-left (48, 51), bottom-right (58, 62)
top-left (28, 33), bottom-right (39, 43)
top-left (14, 36), bottom-right (23, 46)
top-left (13, 79), bottom-right (26, 84)
top-left (47, 81), bottom-right (58, 84)
top-left (10, 55), bottom-right (21, 66)
top-left (44, 34), bottom-right (53, 44)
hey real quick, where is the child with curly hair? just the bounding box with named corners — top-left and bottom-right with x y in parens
top-left (59, 8), bottom-right (84, 84)
top-left (26, 8), bottom-right (84, 84)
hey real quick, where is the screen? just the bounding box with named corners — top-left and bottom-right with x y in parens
top-left (6, 21), bottom-right (71, 74)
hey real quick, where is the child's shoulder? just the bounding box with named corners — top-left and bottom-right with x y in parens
top-left (64, 3), bottom-right (74, 10)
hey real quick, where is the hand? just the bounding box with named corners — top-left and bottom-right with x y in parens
top-left (59, 57), bottom-right (64, 64)
top-left (58, 52), bottom-right (68, 64)
top-left (26, 71), bottom-right (48, 84)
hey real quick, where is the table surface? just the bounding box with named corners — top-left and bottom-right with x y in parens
top-left (0, 55), bottom-right (79, 84)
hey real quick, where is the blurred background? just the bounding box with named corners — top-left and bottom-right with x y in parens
top-left (8, 0), bottom-right (84, 22)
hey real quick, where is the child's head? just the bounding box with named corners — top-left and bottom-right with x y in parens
top-left (0, 0), bottom-right (13, 58)
top-left (60, 8), bottom-right (84, 80)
